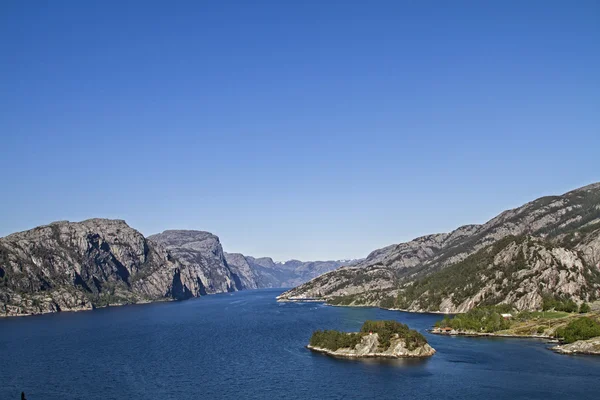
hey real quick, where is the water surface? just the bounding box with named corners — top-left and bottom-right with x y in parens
top-left (1, 289), bottom-right (599, 399)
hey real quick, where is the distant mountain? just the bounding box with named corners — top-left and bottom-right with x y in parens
top-left (0, 222), bottom-right (358, 317)
top-left (279, 182), bottom-right (600, 312)
top-left (225, 254), bottom-right (360, 288)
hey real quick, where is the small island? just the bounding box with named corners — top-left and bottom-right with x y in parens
top-left (308, 320), bottom-right (436, 358)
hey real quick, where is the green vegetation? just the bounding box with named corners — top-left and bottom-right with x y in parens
top-left (309, 330), bottom-right (363, 351)
top-left (542, 294), bottom-right (578, 313)
top-left (537, 326), bottom-right (547, 334)
top-left (436, 305), bottom-right (600, 340)
top-left (555, 317), bottom-right (600, 344)
top-left (436, 306), bottom-right (512, 333)
top-left (579, 303), bottom-right (591, 313)
top-left (361, 320), bottom-right (427, 350)
top-left (309, 320), bottom-right (427, 351)
top-left (515, 310), bottom-right (570, 320)
top-left (328, 295), bottom-right (358, 306)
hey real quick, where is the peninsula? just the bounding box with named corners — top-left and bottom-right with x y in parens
top-left (431, 304), bottom-right (600, 355)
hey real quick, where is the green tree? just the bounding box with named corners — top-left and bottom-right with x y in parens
top-left (579, 303), bottom-right (591, 313)
top-left (555, 317), bottom-right (600, 344)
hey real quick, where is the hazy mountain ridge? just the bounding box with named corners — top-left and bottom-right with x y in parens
top-left (279, 183), bottom-right (600, 312)
top-left (225, 254), bottom-right (360, 288)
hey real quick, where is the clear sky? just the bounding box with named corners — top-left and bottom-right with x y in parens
top-left (1, 1), bottom-right (599, 261)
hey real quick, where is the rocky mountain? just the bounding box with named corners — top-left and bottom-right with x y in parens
top-left (148, 230), bottom-right (253, 292)
top-left (0, 219), bottom-right (205, 317)
top-left (148, 231), bottom-right (358, 289)
top-left (0, 222), bottom-right (357, 317)
top-left (279, 182), bottom-right (600, 313)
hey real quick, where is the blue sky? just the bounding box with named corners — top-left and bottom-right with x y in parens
top-left (1, 1), bottom-right (599, 260)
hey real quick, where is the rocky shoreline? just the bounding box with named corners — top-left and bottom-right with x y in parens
top-left (306, 342), bottom-right (435, 359)
top-left (551, 338), bottom-right (600, 355)
top-left (0, 299), bottom-right (160, 318)
top-left (429, 327), bottom-right (553, 340)
top-left (277, 297), bottom-right (324, 303)
top-left (276, 296), bottom-right (452, 315)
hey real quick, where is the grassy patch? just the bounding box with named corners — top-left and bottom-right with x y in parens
top-left (517, 311), bottom-right (570, 320)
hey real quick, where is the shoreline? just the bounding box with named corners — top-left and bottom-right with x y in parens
top-left (428, 329), bottom-right (555, 340)
top-left (306, 344), bottom-right (435, 359)
top-left (0, 298), bottom-right (168, 319)
top-left (277, 297), bottom-right (454, 315)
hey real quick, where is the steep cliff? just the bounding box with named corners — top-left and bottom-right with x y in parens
top-left (0, 219), bottom-right (198, 316)
top-left (148, 230), bottom-right (248, 292)
top-left (279, 182), bottom-right (600, 312)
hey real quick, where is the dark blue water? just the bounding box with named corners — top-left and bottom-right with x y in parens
top-left (1, 289), bottom-right (600, 400)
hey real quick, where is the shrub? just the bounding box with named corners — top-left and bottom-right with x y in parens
top-left (555, 317), bottom-right (600, 344)
top-left (579, 303), bottom-right (591, 313)
top-left (437, 306), bottom-right (512, 333)
top-left (537, 326), bottom-right (546, 334)
top-left (361, 320), bottom-right (427, 350)
top-left (309, 330), bottom-right (363, 350)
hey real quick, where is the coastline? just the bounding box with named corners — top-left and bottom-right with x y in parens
top-left (428, 328), bottom-right (555, 340)
top-left (306, 344), bottom-right (435, 359)
top-left (277, 296), bottom-right (455, 315)
top-left (307, 345), bottom-right (403, 359)
top-left (0, 298), bottom-right (166, 319)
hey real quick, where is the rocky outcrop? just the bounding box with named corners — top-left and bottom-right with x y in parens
top-left (552, 337), bottom-right (600, 355)
top-left (280, 182), bottom-right (600, 312)
top-left (308, 332), bottom-right (436, 358)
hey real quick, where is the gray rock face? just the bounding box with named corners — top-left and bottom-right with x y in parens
top-left (223, 253), bottom-right (259, 290)
top-left (149, 230), bottom-right (243, 293)
top-left (279, 182), bottom-right (600, 312)
top-left (0, 219), bottom-right (191, 316)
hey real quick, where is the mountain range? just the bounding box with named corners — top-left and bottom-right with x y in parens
top-left (3, 182), bottom-right (599, 317)
top-left (279, 182), bottom-right (600, 312)
top-left (0, 222), bottom-right (357, 316)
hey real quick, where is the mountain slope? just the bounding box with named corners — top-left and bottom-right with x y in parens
top-left (279, 183), bottom-right (600, 312)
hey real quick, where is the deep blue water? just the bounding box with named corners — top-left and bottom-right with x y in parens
top-left (1, 289), bottom-right (600, 400)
